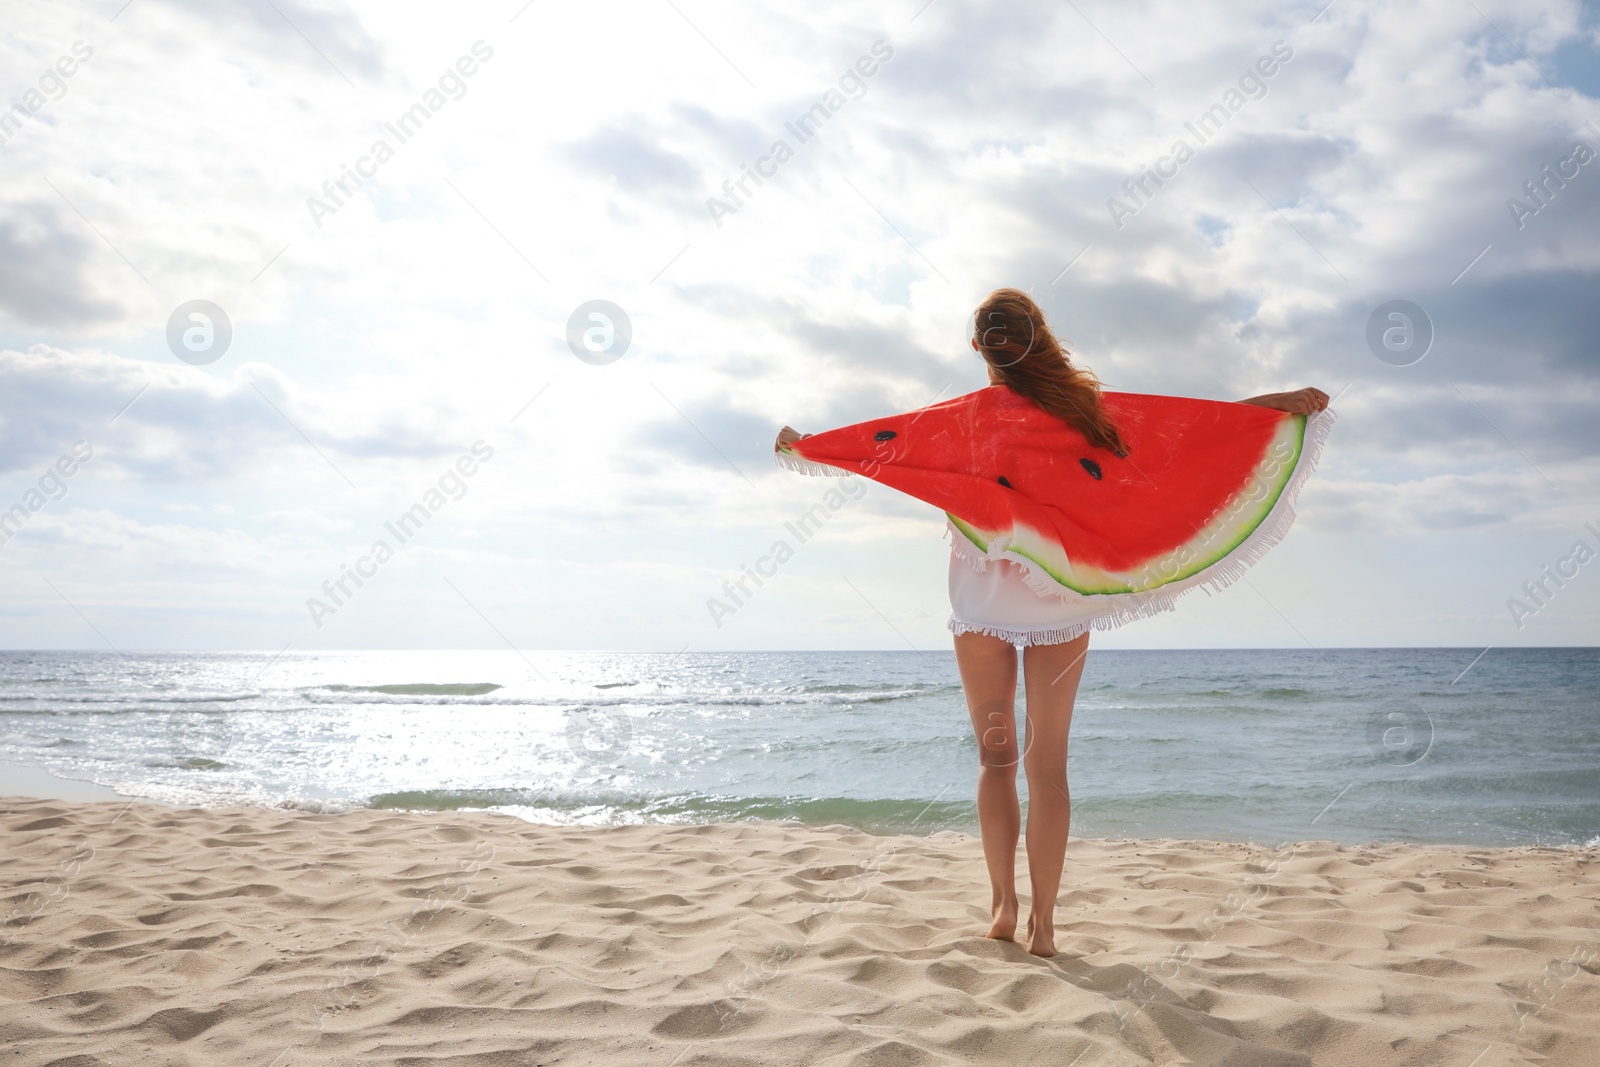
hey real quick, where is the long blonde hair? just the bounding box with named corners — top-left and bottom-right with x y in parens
top-left (972, 287), bottom-right (1127, 455)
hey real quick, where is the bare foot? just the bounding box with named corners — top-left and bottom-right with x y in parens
top-left (986, 899), bottom-right (1018, 941)
top-left (1025, 913), bottom-right (1056, 957)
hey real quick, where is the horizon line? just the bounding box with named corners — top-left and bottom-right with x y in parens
top-left (0, 645), bottom-right (1593, 654)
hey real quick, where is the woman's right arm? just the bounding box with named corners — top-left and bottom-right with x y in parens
top-left (774, 425), bottom-right (808, 450)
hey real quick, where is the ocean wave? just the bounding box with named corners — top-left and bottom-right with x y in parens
top-left (0, 704), bottom-right (269, 717)
top-left (295, 687), bottom-right (944, 709)
top-left (784, 682), bottom-right (961, 696)
top-left (0, 732), bottom-right (75, 748)
top-left (0, 689), bottom-right (947, 715)
top-left (0, 693), bottom-right (264, 706)
top-left (134, 754), bottom-right (227, 771)
top-left (365, 788), bottom-right (977, 835)
top-left (321, 682), bottom-right (504, 696)
top-left (0, 681), bottom-right (957, 711)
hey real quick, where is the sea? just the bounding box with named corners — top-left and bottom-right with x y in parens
top-left (1, 648), bottom-right (1595, 848)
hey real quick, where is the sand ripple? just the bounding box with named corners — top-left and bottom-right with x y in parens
top-left (1, 799), bottom-right (1597, 1065)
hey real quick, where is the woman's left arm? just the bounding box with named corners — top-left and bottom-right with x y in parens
top-left (1239, 387), bottom-right (1329, 414)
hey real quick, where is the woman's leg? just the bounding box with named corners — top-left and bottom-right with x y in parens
top-left (952, 630), bottom-right (1022, 940)
top-left (1019, 631), bottom-right (1089, 957)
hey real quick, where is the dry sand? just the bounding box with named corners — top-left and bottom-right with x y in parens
top-left (1, 797), bottom-right (1597, 1066)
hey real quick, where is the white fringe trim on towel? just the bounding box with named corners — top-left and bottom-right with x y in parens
top-left (947, 618), bottom-right (1096, 648)
top-left (946, 407), bottom-right (1337, 635)
top-left (773, 450), bottom-right (853, 477)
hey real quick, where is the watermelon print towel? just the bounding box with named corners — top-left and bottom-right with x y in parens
top-left (776, 385), bottom-right (1335, 630)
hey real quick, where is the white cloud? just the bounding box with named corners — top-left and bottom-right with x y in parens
top-left (1, 0), bottom-right (1596, 647)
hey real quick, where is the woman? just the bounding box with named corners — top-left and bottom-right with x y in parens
top-left (776, 288), bottom-right (1328, 957)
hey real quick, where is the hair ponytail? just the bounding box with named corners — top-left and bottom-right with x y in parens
top-left (971, 287), bottom-right (1127, 455)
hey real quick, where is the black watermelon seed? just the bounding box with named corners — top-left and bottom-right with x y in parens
top-left (997, 476), bottom-right (1013, 489)
top-left (1079, 458), bottom-right (1102, 480)
top-left (874, 429), bottom-right (897, 441)
top-left (1113, 449), bottom-right (1127, 459)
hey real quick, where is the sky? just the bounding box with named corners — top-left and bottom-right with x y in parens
top-left (0, 0), bottom-right (1597, 653)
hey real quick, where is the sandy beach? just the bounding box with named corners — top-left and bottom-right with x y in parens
top-left (1, 797), bottom-right (1596, 1066)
